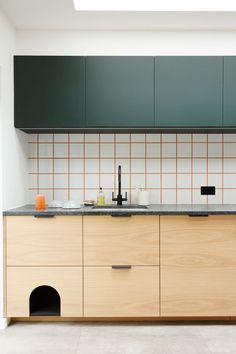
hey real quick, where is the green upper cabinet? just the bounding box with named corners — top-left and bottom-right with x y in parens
top-left (14, 56), bottom-right (85, 129)
top-left (155, 57), bottom-right (223, 127)
top-left (223, 57), bottom-right (236, 127)
top-left (85, 57), bottom-right (155, 127)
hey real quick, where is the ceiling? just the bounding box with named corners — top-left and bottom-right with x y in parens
top-left (1, 0), bottom-right (236, 30)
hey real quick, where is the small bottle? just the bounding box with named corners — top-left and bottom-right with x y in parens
top-left (97, 187), bottom-right (105, 206)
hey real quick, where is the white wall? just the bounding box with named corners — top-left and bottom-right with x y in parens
top-left (0, 9), bottom-right (28, 329)
top-left (16, 29), bottom-right (236, 55)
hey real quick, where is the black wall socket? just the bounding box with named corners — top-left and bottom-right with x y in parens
top-left (201, 186), bottom-right (216, 195)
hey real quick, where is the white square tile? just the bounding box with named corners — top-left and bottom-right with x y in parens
top-left (85, 134), bottom-right (99, 142)
top-left (162, 159), bottom-right (176, 173)
top-left (85, 189), bottom-right (97, 201)
top-left (208, 192), bottom-right (223, 204)
top-left (146, 159), bottom-right (160, 173)
top-left (208, 174), bottom-right (222, 188)
top-left (54, 143), bottom-right (67, 158)
top-left (223, 174), bottom-right (236, 188)
top-left (208, 134), bottom-right (222, 142)
top-left (162, 134), bottom-right (176, 142)
top-left (39, 174), bottom-right (53, 189)
top-left (54, 174), bottom-right (68, 189)
top-left (146, 134), bottom-right (160, 142)
top-left (116, 143), bottom-right (130, 158)
top-left (146, 143), bottom-right (160, 158)
top-left (177, 190), bottom-right (192, 204)
top-left (39, 189), bottom-right (53, 205)
top-left (70, 143), bottom-right (84, 158)
top-left (54, 134), bottom-right (68, 142)
top-left (178, 159), bottom-right (191, 173)
top-left (100, 159), bottom-right (114, 173)
top-left (69, 134), bottom-right (84, 142)
top-left (193, 159), bottom-right (207, 173)
top-left (29, 134), bottom-right (37, 143)
top-left (162, 189), bottom-right (176, 204)
top-left (100, 143), bottom-right (114, 158)
top-left (39, 144), bottom-right (53, 158)
top-left (115, 134), bottom-right (130, 142)
top-left (69, 174), bottom-right (84, 189)
top-left (193, 174), bottom-right (207, 189)
top-left (39, 159), bottom-right (53, 173)
top-left (224, 158), bottom-right (236, 173)
top-left (131, 143), bottom-right (145, 158)
top-left (192, 190), bottom-right (207, 204)
top-left (28, 159), bottom-right (37, 173)
top-left (54, 159), bottom-right (68, 173)
top-left (115, 159), bottom-right (130, 173)
top-left (162, 143), bottom-right (176, 158)
top-left (177, 174), bottom-right (191, 189)
top-left (193, 134), bottom-right (207, 142)
top-left (208, 143), bottom-right (222, 158)
top-left (54, 189), bottom-right (68, 201)
top-left (100, 174), bottom-right (114, 189)
top-left (148, 190), bottom-right (160, 204)
top-left (193, 143), bottom-right (207, 158)
top-left (39, 134), bottom-right (53, 142)
top-left (69, 190), bottom-right (84, 203)
top-left (131, 174), bottom-right (145, 189)
top-left (223, 134), bottom-right (236, 142)
top-left (177, 143), bottom-right (191, 158)
top-left (85, 143), bottom-right (99, 158)
top-left (85, 159), bottom-right (99, 173)
top-left (70, 159), bottom-right (84, 174)
top-left (29, 174), bottom-right (37, 189)
top-left (162, 174), bottom-right (176, 189)
top-left (29, 143), bottom-right (37, 158)
top-left (131, 134), bottom-right (145, 142)
top-left (146, 174), bottom-right (161, 189)
top-left (223, 189), bottom-right (236, 204)
top-left (177, 134), bottom-right (191, 142)
top-left (208, 159), bottom-right (222, 173)
top-left (224, 143), bottom-right (236, 158)
top-left (85, 174), bottom-right (99, 189)
top-left (131, 159), bottom-right (145, 173)
top-left (100, 134), bottom-right (114, 143)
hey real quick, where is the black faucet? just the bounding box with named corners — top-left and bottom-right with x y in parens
top-left (112, 165), bottom-right (128, 206)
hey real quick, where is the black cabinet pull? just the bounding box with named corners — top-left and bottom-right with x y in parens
top-left (34, 215), bottom-right (55, 218)
top-left (188, 214), bottom-right (209, 217)
top-left (111, 214), bottom-right (132, 217)
top-left (112, 265), bottom-right (132, 269)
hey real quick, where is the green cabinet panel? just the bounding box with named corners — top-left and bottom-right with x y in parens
top-left (86, 57), bottom-right (154, 127)
top-left (223, 57), bottom-right (236, 126)
top-left (14, 56), bottom-right (85, 129)
top-left (155, 57), bottom-right (223, 127)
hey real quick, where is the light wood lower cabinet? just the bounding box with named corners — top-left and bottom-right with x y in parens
top-left (84, 266), bottom-right (159, 317)
top-left (7, 267), bottom-right (83, 317)
top-left (161, 215), bottom-right (236, 316)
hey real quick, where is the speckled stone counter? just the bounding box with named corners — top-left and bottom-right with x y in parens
top-left (3, 204), bottom-right (236, 216)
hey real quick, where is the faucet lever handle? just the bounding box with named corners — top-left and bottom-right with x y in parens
top-left (122, 192), bottom-right (128, 201)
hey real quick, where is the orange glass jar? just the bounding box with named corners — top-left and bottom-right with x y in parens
top-left (35, 194), bottom-right (46, 210)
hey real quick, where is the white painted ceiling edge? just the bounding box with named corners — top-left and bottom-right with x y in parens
top-left (1, 0), bottom-right (236, 30)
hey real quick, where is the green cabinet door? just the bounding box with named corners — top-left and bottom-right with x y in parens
top-left (14, 56), bottom-right (85, 129)
top-left (155, 57), bottom-right (223, 127)
top-left (86, 57), bottom-right (154, 127)
top-left (223, 57), bottom-right (236, 126)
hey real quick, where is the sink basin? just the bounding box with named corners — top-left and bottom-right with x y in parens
top-left (92, 204), bottom-right (148, 210)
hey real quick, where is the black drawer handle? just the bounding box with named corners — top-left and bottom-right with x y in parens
top-left (34, 215), bottom-right (55, 218)
top-left (188, 214), bottom-right (209, 217)
top-left (111, 214), bottom-right (132, 217)
top-left (112, 265), bottom-right (132, 269)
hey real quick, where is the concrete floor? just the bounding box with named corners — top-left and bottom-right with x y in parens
top-left (0, 322), bottom-right (235, 354)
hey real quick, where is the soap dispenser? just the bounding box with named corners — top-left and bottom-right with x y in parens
top-left (97, 187), bottom-right (105, 206)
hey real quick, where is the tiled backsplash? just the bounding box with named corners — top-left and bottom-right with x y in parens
top-left (28, 133), bottom-right (236, 205)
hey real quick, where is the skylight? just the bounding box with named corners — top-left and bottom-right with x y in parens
top-left (73, 0), bottom-right (236, 11)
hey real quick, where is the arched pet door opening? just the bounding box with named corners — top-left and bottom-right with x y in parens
top-left (30, 285), bottom-right (61, 316)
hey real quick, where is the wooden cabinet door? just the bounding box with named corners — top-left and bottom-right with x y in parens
top-left (14, 56), bottom-right (85, 129)
top-left (160, 215), bottom-right (236, 316)
top-left (84, 266), bottom-right (159, 317)
top-left (155, 57), bottom-right (223, 127)
top-left (7, 216), bottom-right (82, 266)
top-left (84, 216), bottom-right (159, 266)
top-left (86, 57), bottom-right (155, 127)
top-left (224, 57), bottom-right (236, 126)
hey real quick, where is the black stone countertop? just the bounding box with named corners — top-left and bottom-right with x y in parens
top-left (3, 204), bottom-right (236, 216)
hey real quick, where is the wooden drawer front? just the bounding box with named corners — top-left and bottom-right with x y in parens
top-left (84, 216), bottom-right (159, 266)
top-left (7, 267), bottom-right (83, 317)
top-left (6, 216), bottom-right (82, 266)
top-left (84, 266), bottom-right (159, 317)
top-left (161, 215), bottom-right (236, 316)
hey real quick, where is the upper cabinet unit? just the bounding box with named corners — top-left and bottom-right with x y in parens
top-left (155, 57), bottom-right (223, 127)
top-left (223, 57), bottom-right (236, 127)
top-left (14, 56), bottom-right (85, 130)
top-left (85, 57), bottom-right (155, 127)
